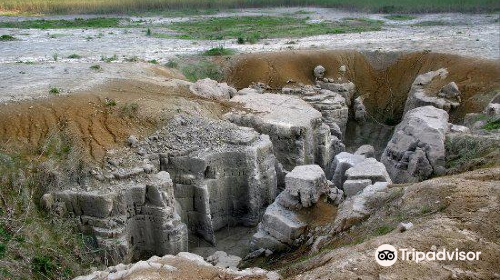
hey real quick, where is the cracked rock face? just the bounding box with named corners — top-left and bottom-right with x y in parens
top-left (282, 85), bottom-right (349, 138)
top-left (147, 115), bottom-right (278, 245)
top-left (250, 165), bottom-right (335, 254)
top-left (332, 182), bottom-right (390, 233)
top-left (226, 93), bottom-right (343, 174)
top-left (403, 68), bottom-right (461, 115)
top-left (381, 106), bottom-right (449, 183)
top-left (42, 171), bottom-right (188, 264)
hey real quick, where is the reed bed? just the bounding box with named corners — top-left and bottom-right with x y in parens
top-left (0, 0), bottom-right (498, 15)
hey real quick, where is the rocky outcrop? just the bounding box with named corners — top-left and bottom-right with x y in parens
top-left (75, 252), bottom-right (280, 280)
top-left (250, 165), bottom-right (336, 254)
top-left (330, 152), bottom-right (366, 186)
top-left (189, 78), bottom-right (237, 100)
top-left (146, 115), bottom-right (278, 245)
top-left (316, 81), bottom-right (355, 107)
top-left (281, 85), bottom-right (349, 138)
top-left (226, 93), bottom-right (343, 174)
top-left (381, 106), bottom-right (449, 183)
top-left (42, 171), bottom-right (188, 264)
top-left (403, 68), bottom-right (461, 115)
top-left (332, 182), bottom-right (390, 232)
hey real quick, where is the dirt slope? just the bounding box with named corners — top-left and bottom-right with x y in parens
top-left (0, 78), bottom-right (233, 161)
top-left (226, 50), bottom-right (500, 123)
top-left (280, 167), bottom-right (500, 280)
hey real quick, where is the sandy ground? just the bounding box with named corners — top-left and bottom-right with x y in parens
top-left (0, 7), bottom-right (498, 103)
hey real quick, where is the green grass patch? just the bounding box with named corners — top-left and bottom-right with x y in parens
top-left (384, 14), bottom-right (417, 20)
top-left (67, 54), bottom-right (81, 59)
top-left (0, 34), bottom-right (17, 41)
top-left (0, 0), bottom-right (497, 14)
top-left (202, 46), bottom-right (235, 56)
top-left (0, 17), bottom-right (121, 29)
top-left (180, 59), bottom-right (223, 82)
top-left (374, 225), bottom-right (395, 235)
top-left (482, 119), bottom-right (500, 131)
top-left (90, 64), bottom-right (102, 71)
top-left (49, 87), bottom-right (60, 95)
top-left (101, 54), bottom-right (118, 63)
top-left (168, 16), bottom-right (383, 41)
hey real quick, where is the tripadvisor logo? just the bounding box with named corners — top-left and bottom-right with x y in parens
top-left (375, 244), bottom-right (481, 266)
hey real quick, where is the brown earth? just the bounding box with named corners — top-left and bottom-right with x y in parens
top-left (226, 50), bottom-right (500, 123)
top-left (278, 167), bottom-right (500, 280)
top-left (0, 77), bottom-right (234, 162)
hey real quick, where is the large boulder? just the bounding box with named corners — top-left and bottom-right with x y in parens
top-left (381, 106), bottom-right (449, 183)
top-left (250, 165), bottom-right (334, 254)
top-left (344, 158), bottom-right (392, 184)
top-left (226, 93), bottom-right (343, 173)
top-left (403, 68), bottom-right (461, 115)
top-left (332, 182), bottom-right (390, 232)
top-left (330, 152), bottom-right (366, 187)
top-left (284, 165), bottom-right (329, 208)
top-left (189, 78), bottom-right (236, 100)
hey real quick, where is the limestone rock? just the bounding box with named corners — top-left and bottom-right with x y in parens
top-left (45, 171), bottom-right (188, 264)
top-left (343, 179), bottom-right (372, 197)
top-left (354, 144), bottom-right (375, 158)
top-left (251, 165), bottom-right (329, 253)
top-left (206, 251), bottom-right (242, 269)
top-left (314, 65), bottom-right (326, 79)
top-left (226, 93), bottom-right (341, 172)
top-left (483, 92), bottom-right (500, 116)
top-left (403, 69), bottom-right (461, 114)
top-left (345, 158), bottom-right (392, 184)
top-left (381, 106), bottom-right (449, 183)
top-left (189, 78), bottom-right (236, 100)
top-left (330, 152), bottom-right (365, 187)
top-left (449, 124), bottom-right (470, 134)
top-left (316, 81), bottom-right (355, 106)
top-left (285, 165), bottom-right (329, 208)
top-left (353, 96), bottom-right (367, 123)
top-left (333, 182), bottom-right (389, 232)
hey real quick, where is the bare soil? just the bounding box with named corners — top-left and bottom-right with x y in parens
top-left (226, 50), bottom-right (500, 122)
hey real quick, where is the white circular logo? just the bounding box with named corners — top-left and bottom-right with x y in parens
top-left (375, 244), bottom-right (397, 266)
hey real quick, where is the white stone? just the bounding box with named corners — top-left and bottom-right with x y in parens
top-left (381, 106), bottom-right (449, 183)
top-left (331, 152), bottom-right (366, 187)
top-left (343, 179), bottom-right (372, 197)
top-left (345, 158), bottom-right (392, 184)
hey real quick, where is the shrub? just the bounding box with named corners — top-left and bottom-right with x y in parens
top-left (31, 256), bottom-right (54, 276)
top-left (0, 34), bottom-right (16, 41)
top-left (202, 46), bottom-right (235, 56)
top-left (49, 87), bottom-right (60, 95)
top-left (67, 54), bottom-right (81, 59)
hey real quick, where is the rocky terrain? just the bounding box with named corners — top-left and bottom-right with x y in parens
top-left (0, 7), bottom-right (499, 280)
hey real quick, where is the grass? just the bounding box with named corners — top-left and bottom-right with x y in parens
top-left (0, 17), bottom-right (121, 29)
top-left (49, 87), bottom-right (60, 95)
top-left (445, 133), bottom-right (499, 169)
top-left (202, 46), bottom-right (235, 56)
top-left (169, 16), bottom-right (383, 41)
top-left (90, 64), bottom-right (102, 71)
top-left (0, 34), bottom-right (17, 41)
top-left (67, 53), bottom-right (81, 59)
top-left (384, 14), bottom-right (417, 20)
top-left (0, 133), bottom-right (101, 278)
top-left (101, 54), bottom-right (118, 63)
top-left (180, 59), bottom-right (223, 82)
top-left (119, 102), bottom-right (139, 118)
top-left (482, 119), bottom-right (500, 131)
top-left (0, 0), bottom-right (497, 14)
